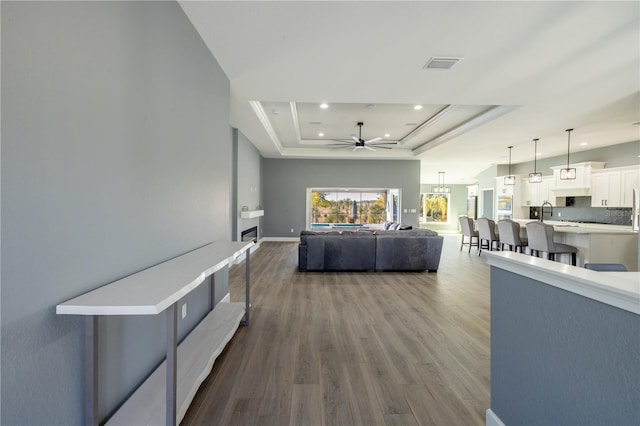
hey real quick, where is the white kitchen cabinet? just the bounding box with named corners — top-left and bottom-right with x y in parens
top-left (591, 171), bottom-right (621, 207)
top-left (550, 162), bottom-right (605, 196)
top-left (621, 168), bottom-right (640, 207)
top-left (521, 176), bottom-right (555, 206)
top-left (591, 166), bottom-right (640, 207)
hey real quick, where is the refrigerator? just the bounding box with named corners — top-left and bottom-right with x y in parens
top-left (633, 187), bottom-right (640, 231)
top-left (466, 196), bottom-right (478, 220)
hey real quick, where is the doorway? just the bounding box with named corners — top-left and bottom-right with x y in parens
top-left (480, 188), bottom-right (494, 220)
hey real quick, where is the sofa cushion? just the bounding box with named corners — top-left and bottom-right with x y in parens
top-left (322, 234), bottom-right (376, 271)
top-left (375, 235), bottom-right (429, 271)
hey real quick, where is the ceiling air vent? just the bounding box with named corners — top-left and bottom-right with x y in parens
top-left (423, 57), bottom-right (462, 70)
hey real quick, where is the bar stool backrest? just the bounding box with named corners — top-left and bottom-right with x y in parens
top-left (498, 219), bottom-right (523, 246)
top-left (477, 217), bottom-right (498, 241)
top-left (526, 221), bottom-right (555, 252)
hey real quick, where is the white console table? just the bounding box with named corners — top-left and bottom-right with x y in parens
top-left (56, 241), bottom-right (254, 426)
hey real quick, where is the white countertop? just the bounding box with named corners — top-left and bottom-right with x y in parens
top-left (484, 251), bottom-right (640, 315)
top-left (57, 241), bottom-right (254, 316)
top-left (513, 219), bottom-right (637, 235)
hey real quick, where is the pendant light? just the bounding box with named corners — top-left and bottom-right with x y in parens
top-left (560, 128), bottom-right (576, 180)
top-left (432, 171), bottom-right (450, 193)
top-left (504, 146), bottom-right (515, 185)
top-left (529, 138), bottom-right (542, 183)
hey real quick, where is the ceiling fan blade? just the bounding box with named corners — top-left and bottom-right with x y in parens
top-left (373, 145), bottom-right (393, 149)
top-left (364, 146), bottom-right (376, 152)
top-left (367, 141), bottom-right (398, 146)
top-left (364, 137), bottom-right (383, 144)
top-left (351, 135), bottom-right (360, 143)
top-left (330, 145), bottom-right (354, 149)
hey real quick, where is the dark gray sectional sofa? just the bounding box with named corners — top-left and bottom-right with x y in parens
top-left (298, 228), bottom-right (444, 272)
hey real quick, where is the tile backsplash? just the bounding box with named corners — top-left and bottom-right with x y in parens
top-left (530, 196), bottom-right (632, 226)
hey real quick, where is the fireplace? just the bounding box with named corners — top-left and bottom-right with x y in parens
top-left (241, 226), bottom-right (258, 243)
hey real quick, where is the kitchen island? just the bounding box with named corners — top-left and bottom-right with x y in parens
top-left (513, 220), bottom-right (638, 271)
top-left (484, 251), bottom-right (639, 426)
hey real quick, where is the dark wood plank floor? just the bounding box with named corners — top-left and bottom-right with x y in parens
top-left (182, 235), bottom-right (490, 426)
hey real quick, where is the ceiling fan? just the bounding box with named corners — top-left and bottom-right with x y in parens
top-left (328, 122), bottom-right (397, 152)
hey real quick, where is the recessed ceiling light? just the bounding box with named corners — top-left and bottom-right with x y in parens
top-left (414, 105), bottom-right (423, 110)
top-left (406, 122), bottom-right (418, 126)
top-left (366, 103), bottom-right (376, 109)
top-left (384, 133), bottom-right (391, 138)
top-left (318, 132), bottom-right (324, 137)
top-left (580, 142), bottom-right (588, 146)
top-left (271, 109), bottom-right (279, 115)
top-left (320, 103), bottom-right (329, 109)
top-left (536, 153), bottom-right (542, 156)
top-left (309, 121), bottom-right (322, 125)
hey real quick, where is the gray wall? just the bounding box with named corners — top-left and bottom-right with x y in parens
top-left (1, 2), bottom-right (231, 424)
top-left (262, 159), bottom-right (420, 237)
top-left (233, 129), bottom-right (263, 241)
top-left (511, 140), bottom-right (640, 176)
top-left (491, 267), bottom-right (640, 425)
top-left (419, 183), bottom-right (468, 232)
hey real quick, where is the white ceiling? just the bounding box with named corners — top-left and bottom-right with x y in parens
top-left (179, 1), bottom-right (640, 184)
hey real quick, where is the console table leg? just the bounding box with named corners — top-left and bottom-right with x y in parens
top-left (85, 316), bottom-right (98, 426)
top-left (210, 274), bottom-right (216, 312)
top-left (166, 303), bottom-right (177, 426)
top-left (240, 248), bottom-right (250, 326)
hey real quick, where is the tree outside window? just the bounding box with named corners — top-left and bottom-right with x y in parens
top-left (311, 190), bottom-right (388, 225)
top-left (419, 193), bottom-right (449, 223)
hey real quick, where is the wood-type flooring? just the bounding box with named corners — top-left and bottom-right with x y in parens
top-left (182, 235), bottom-right (490, 426)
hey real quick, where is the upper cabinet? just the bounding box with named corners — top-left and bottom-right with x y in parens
top-left (550, 162), bottom-right (606, 196)
top-left (521, 176), bottom-right (555, 207)
top-left (592, 166), bottom-right (640, 207)
top-left (621, 168), bottom-right (640, 207)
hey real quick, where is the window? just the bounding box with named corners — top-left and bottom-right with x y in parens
top-left (419, 193), bottom-right (450, 223)
top-left (308, 189), bottom-right (398, 229)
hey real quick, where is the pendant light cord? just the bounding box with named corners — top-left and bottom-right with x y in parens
top-left (533, 138), bottom-right (538, 173)
top-left (565, 128), bottom-right (573, 168)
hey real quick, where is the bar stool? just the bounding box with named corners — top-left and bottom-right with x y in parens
top-left (497, 219), bottom-right (528, 253)
top-left (477, 217), bottom-right (500, 255)
top-left (525, 221), bottom-right (577, 266)
top-left (459, 216), bottom-right (479, 253)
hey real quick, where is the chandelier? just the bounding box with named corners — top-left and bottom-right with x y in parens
top-left (504, 146), bottom-right (516, 185)
top-left (432, 171), bottom-right (451, 193)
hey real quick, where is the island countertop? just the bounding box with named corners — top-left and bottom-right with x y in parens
top-left (483, 250), bottom-right (640, 315)
top-left (511, 219), bottom-right (638, 271)
top-left (513, 219), bottom-right (637, 235)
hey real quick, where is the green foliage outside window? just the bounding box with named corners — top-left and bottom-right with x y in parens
top-left (419, 193), bottom-right (449, 223)
top-left (311, 191), bottom-right (387, 225)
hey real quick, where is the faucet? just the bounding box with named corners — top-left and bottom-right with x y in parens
top-left (541, 201), bottom-right (553, 222)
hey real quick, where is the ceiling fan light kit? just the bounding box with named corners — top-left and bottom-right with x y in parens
top-left (328, 122), bottom-right (397, 152)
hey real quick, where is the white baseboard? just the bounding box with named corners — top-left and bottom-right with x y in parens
top-left (486, 409), bottom-right (506, 426)
top-left (261, 237), bottom-right (300, 242)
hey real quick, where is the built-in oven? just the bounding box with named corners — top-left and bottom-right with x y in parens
top-left (496, 195), bottom-right (513, 220)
